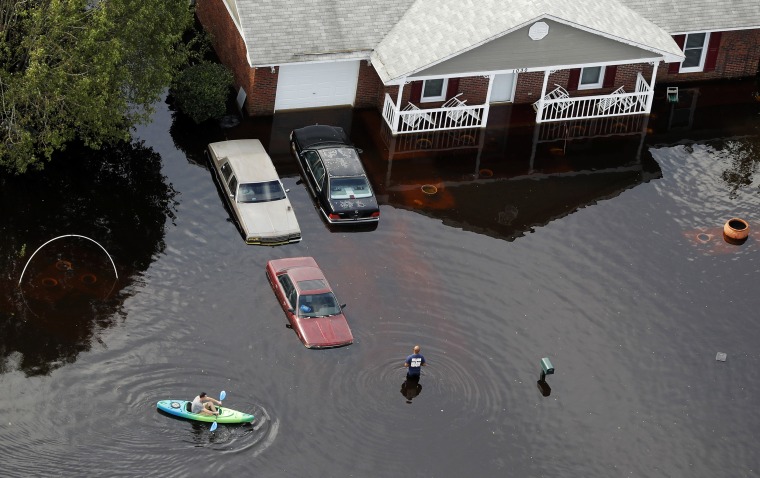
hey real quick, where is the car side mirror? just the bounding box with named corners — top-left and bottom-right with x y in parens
top-left (285, 188), bottom-right (290, 193)
top-left (285, 323), bottom-right (293, 329)
top-left (355, 148), bottom-right (363, 154)
top-left (340, 303), bottom-right (347, 309)
top-left (287, 308), bottom-right (294, 313)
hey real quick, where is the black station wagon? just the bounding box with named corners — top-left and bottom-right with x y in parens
top-left (290, 125), bottom-right (380, 224)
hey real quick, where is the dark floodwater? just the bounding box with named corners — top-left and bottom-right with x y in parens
top-left (2, 79), bottom-right (760, 477)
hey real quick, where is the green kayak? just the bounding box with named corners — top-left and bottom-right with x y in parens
top-left (156, 399), bottom-right (255, 424)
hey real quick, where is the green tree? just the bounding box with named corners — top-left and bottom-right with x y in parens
top-left (171, 62), bottom-right (232, 124)
top-left (0, 0), bottom-right (193, 174)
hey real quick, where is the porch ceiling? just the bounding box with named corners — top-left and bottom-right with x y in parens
top-left (371, 0), bottom-right (685, 85)
top-left (410, 19), bottom-right (659, 79)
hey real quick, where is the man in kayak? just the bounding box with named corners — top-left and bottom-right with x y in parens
top-left (404, 345), bottom-right (427, 380)
top-left (191, 392), bottom-right (222, 416)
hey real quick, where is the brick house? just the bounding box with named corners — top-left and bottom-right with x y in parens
top-left (196, 0), bottom-right (760, 134)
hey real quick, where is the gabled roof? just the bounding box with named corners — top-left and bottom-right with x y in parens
top-left (623, 0), bottom-right (760, 34)
top-left (235, 0), bottom-right (413, 66)
top-left (228, 0), bottom-right (760, 78)
top-left (370, 0), bottom-right (685, 84)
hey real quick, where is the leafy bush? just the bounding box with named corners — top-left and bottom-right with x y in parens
top-left (171, 62), bottom-right (233, 124)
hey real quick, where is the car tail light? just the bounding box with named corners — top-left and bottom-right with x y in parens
top-left (329, 213), bottom-right (341, 220)
top-left (371, 211), bottom-right (380, 218)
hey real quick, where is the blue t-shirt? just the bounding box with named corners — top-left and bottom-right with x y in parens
top-left (405, 353), bottom-right (426, 376)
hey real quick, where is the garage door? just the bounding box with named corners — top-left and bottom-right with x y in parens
top-left (274, 61), bottom-right (360, 111)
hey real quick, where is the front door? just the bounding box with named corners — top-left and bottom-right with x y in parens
top-left (490, 73), bottom-right (515, 103)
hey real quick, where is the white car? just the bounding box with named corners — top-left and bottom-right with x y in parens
top-left (207, 139), bottom-right (301, 245)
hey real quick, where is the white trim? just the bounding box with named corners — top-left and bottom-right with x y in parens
top-left (253, 56), bottom-right (371, 68)
top-left (391, 57), bottom-right (664, 85)
top-left (577, 66), bottom-right (606, 90)
top-left (420, 78), bottom-right (449, 103)
top-left (678, 32), bottom-right (710, 73)
top-left (670, 25), bottom-right (760, 35)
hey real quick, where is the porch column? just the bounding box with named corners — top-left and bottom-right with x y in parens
top-left (480, 74), bottom-right (495, 129)
top-left (536, 70), bottom-right (550, 124)
top-left (645, 61), bottom-right (659, 113)
top-left (392, 81), bottom-right (405, 134)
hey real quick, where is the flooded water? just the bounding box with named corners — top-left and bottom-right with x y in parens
top-left (2, 79), bottom-right (760, 477)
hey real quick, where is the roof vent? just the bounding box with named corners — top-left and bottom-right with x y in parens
top-left (529, 22), bottom-right (549, 41)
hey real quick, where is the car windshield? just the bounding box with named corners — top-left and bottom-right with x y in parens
top-left (237, 181), bottom-right (286, 203)
top-left (297, 292), bottom-right (341, 318)
top-left (329, 177), bottom-right (373, 199)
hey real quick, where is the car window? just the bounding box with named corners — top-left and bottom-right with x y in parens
top-left (220, 162), bottom-right (233, 181)
top-left (329, 177), bottom-right (373, 199)
top-left (304, 151), bottom-right (326, 191)
top-left (238, 181), bottom-right (286, 203)
top-left (278, 275), bottom-right (297, 308)
top-left (296, 292), bottom-right (340, 318)
top-left (227, 175), bottom-right (238, 197)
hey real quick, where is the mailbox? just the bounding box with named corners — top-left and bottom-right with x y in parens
top-left (541, 357), bottom-right (554, 375)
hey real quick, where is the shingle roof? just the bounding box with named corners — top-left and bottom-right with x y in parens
top-left (236, 0), bottom-right (414, 66)
top-left (231, 0), bottom-right (759, 80)
top-left (371, 0), bottom-right (685, 83)
top-left (623, 0), bottom-right (760, 34)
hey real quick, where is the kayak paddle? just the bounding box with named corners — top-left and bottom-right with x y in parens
top-left (210, 390), bottom-right (226, 432)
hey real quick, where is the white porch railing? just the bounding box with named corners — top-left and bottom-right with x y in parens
top-left (382, 94), bottom-right (487, 134)
top-left (380, 123), bottom-right (481, 155)
top-left (536, 73), bottom-right (652, 123)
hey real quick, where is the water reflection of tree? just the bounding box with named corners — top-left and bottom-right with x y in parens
top-left (0, 140), bottom-right (177, 375)
top-left (713, 138), bottom-right (760, 199)
top-left (167, 99), bottom-right (225, 168)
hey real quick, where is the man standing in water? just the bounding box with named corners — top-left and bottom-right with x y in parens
top-left (404, 345), bottom-right (427, 379)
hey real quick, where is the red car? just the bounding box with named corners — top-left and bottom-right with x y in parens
top-left (265, 257), bottom-right (353, 348)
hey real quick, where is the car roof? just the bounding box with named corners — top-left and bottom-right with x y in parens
top-left (289, 266), bottom-right (328, 286)
top-left (208, 139), bottom-right (279, 183)
top-left (293, 125), bottom-right (351, 150)
top-left (318, 148), bottom-right (367, 178)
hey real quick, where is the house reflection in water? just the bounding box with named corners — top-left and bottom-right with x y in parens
top-left (359, 102), bottom-right (661, 242)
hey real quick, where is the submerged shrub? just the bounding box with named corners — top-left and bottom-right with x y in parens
top-left (171, 62), bottom-right (233, 124)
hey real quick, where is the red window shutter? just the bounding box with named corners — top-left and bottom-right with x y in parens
top-left (445, 78), bottom-right (460, 99)
top-left (567, 69), bottom-right (581, 92)
top-left (668, 35), bottom-right (686, 73)
top-left (704, 32), bottom-right (722, 72)
top-left (409, 81), bottom-right (422, 104)
top-left (602, 65), bottom-right (617, 88)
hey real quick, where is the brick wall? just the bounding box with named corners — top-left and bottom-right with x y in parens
top-left (356, 61), bottom-right (382, 108)
top-left (195, 0), bottom-right (261, 115)
top-left (514, 71), bottom-right (569, 103)
top-left (249, 67), bottom-right (278, 116)
top-left (658, 29), bottom-right (760, 83)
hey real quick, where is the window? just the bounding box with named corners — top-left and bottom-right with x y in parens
top-left (278, 275), bottom-right (296, 308)
top-left (680, 33), bottom-right (709, 73)
top-left (220, 162), bottom-right (233, 181)
top-left (420, 78), bottom-right (448, 102)
top-left (227, 175), bottom-right (237, 197)
top-left (578, 66), bottom-right (605, 90)
top-left (304, 151), bottom-right (326, 190)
